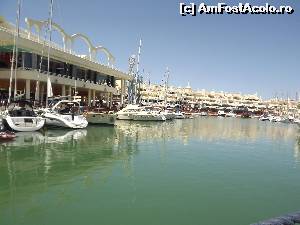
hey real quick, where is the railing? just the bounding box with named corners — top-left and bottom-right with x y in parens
top-left (17, 67), bottom-right (116, 88)
top-left (251, 211), bottom-right (300, 225)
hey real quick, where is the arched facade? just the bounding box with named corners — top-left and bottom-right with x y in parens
top-left (24, 17), bottom-right (115, 67)
top-left (70, 33), bottom-right (93, 60)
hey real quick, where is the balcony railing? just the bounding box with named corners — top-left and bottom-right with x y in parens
top-left (15, 67), bottom-right (116, 88)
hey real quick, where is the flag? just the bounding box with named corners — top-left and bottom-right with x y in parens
top-left (47, 77), bottom-right (53, 97)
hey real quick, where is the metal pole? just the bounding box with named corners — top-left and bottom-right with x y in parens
top-left (8, 0), bottom-right (21, 104)
top-left (46, 0), bottom-right (54, 108)
top-left (13, 0), bottom-right (21, 100)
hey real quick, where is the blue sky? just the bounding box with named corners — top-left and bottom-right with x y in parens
top-left (1, 0), bottom-right (299, 99)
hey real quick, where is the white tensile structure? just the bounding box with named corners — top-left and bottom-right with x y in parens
top-left (24, 18), bottom-right (115, 67)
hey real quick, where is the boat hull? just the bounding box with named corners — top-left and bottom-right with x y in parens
top-left (44, 113), bottom-right (88, 129)
top-left (85, 113), bottom-right (116, 125)
top-left (117, 114), bottom-right (134, 120)
top-left (4, 116), bottom-right (45, 132)
top-left (131, 114), bottom-right (166, 121)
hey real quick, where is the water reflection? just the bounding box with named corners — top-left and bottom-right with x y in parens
top-left (0, 118), bottom-right (300, 225)
top-left (294, 135), bottom-right (300, 162)
top-left (116, 117), bottom-right (298, 144)
top-left (0, 127), bottom-right (135, 208)
top-left (0, 118), bottom-right (299, 209)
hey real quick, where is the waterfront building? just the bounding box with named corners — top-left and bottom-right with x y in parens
top-left (136, 82), bottom-right (300, 115)
top-left (0, 16), bottom-right (130, 107)
top-left (138, 82), bottom-right (264, 108)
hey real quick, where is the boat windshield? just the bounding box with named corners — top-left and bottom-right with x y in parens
top-left (55, 102), bottom-right (81, 115)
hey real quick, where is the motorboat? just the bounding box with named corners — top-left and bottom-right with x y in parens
top-left (184, 112), bottom-right (194, 119)
top-left (259, 114), bottom-right (270, 121)
top-left (174, 111), bottom-right (185, 119)
top-left (241, 112), bottom-right (251, 118)
top-left (200, 112), bottom-right (208, 116)
top-left (43, 100), bottom-right (88, 129)
top-left (225, 112), bottom-right (237, 117)
top-left (288, 115), bottom-right (295, 123)
top-left (217, 110), bottom-right (226, 117)
top-left (131, 109), bottom-right (166, 121)
top-left (116, 104), bottom-right (141, 120)
top-left (161, 110), bottom-right (175, 120)
top-left (271, 116), bottom-right (283, 122)
top-left (151, 107), bottom-right (175, 120)
top-left (84, 110), bottom-right (116, 125)
top-left (2, 101), bottom-right (45, 132)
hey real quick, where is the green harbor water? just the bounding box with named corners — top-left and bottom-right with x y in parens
top-left (0, 117), bottom-right (300, 225)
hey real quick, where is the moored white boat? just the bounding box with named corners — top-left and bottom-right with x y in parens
top-left (259, 115), bottom-right (270, 121)
top-left (131, 109), bottom-right (166, 121)
top-left (225, 112), bottom-right (237, 117)
top-left (151, 107), bottom-right (175, 120)
top-left (174, 112), bottom-right (185, 119)
top-left (200, 112), bottom-right (208, 116)
top-left (3, 101), bottom-right (45, 132)
top-left (161, 110), bottom-right (175, 120)
top-left (85, 111), bottom-right (116, 125)
top-left (43, 100), bottom-right (88, 129)
top-left (294, 118), bottom-right (300, 125)
top-left (217, 110), bottom-right (226, 117)
top-left (116, 104), bottom-right (141, 120)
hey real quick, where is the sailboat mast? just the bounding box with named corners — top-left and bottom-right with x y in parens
top-left (13, 0), bottom-right (21, 100)
top-left (136, 38), bottom-right (142, 104)
top-left (46, 0), bottom-right (54, 107)
top-left (164, 67), bottom-right (169, 105)
top-left (136, 39), bottom-right (142, 75)
top-left (8, 0), bottom-right (21, 104)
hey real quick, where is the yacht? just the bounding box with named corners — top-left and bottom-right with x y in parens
top-left (271, 116), bottom-right (283, 122)
top-left (162, 110), bottom-right (175, 120)
top-left (174, 111), bottom-right (185, 119)
top-left (43, 100), bottom-right (88, 129)
top-left (225, 112), bottom-right (237, 118)
top-left (3, 101), bottom-right (45, 132)
top-left (131, 108), bottom-right (166, 121)
top-left (200, 112), bottom-right (208, 116)
top-left (85, 110), bottom-right (116, 125)
top-left (116, 104), bottom-right (141, 120)
top-left (151, 107), bottom-right (175, 120)
top-left (217, 110), bottom-right (226, 117)
top-left (259, 114), bottom-right (270, 121)
top-left (294, 118), bottom-right (300, 125)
